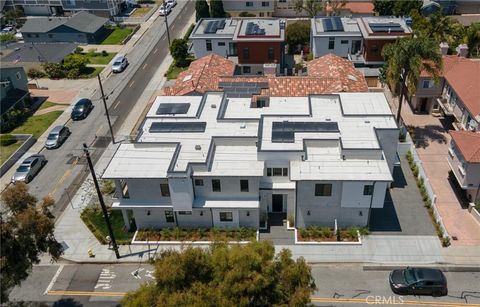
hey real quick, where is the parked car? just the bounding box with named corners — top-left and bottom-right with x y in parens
top-left (71, 98), bottom-right (93, 120)
top-left (1, 26), bottom-right (14, 33)
top-left (389, 267), bottom-right (447, 296)
top-left (166, 0), bottom-right (177, 7)
top-left (111, 55), bottom-right (128, 73)
top-left (11, 154), bottom-right (47, 183)
top-left (45, 125), bottom-right (71, 149)
top-left (159, 3), bottom-right (171, 16)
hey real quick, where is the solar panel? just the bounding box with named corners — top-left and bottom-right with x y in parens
top-left (217, 20), bottom-right (226, 30)
top-left (156, 103), bottom-right (191, 115)
top-left (332, 17), bottom-right (344, 31)
top-left (271, 121), bottom-right (339, 143)
top-left (204, 21), bottom-right (216, 34)
top-left (368, 22), bottom-right (404, 33)
top-left (245, 22), bottom-right (266, 35)
top-left (322, 18), bottom-right (333, 31)
top-left (149, 122), bottom-right (207, 133)
top-left (322, 17), bottom-right (343, 32)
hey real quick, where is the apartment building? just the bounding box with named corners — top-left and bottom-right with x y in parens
top-left (189, 18), bottom-right (286, 75)
top-left (4, 0), bottom-right (125, 17)
top-left (222, 0), bottom-right (275, 17)
top-left (103, 91), bottom-right (398, 231)
top-left (447, 131), bottom-right (480, 203)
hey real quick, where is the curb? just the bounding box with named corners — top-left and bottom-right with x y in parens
top-left (363, 263), bottom-right (480, 272)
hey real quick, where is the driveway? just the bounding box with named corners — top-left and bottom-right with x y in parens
top-left (369, 159), bottom-right (436, 236)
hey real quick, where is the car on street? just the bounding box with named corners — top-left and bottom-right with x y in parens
top-left (45, 125), bottom-right (71, 149)
top-left (1, 26), bottom-right (14, 33)
top-left (71, 98), bottom-right (93, 120)
top-left (11, 154), bottom-right (47, 183)
top-left (111, 55), bottom-right (128, 73)
top-left (159, 3), bottom-right (171, 15)
top-left (389, 267), bottom-right (447, 296)
top-left (166, 0), bottom-right (177, 7)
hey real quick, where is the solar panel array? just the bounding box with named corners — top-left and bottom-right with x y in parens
top-left (203, 20), bottom-right (226, 34)
top-left (156, 103), bottom-right (191, 115)
top-left (368, 22), bottom-right (404, 33)
top-left (218, 81), bottom-right (269, 98)
top-left (271, 121), bottom-right (339, 143)
top-left (245, 22), bottom-right (266, 36)
top-left (149, 122), bottom-right (207, 133)
top-left (322, 17), bottom-right (344, 32)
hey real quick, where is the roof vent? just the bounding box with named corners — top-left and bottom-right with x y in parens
top-left (195, 145), bottom-right (201, 150)
top-left (182, 74), bottom-right (192, 82)
top-left (211, 104), bottom-right (217, 108)
top-left (240, 123), bottom-right (246, 129)
top-left (347, 74), bottom-right (358, 81)
top-left (325, 118), bottom-right (331, 121)
top-left (365, 120), bottom-right (370, 124)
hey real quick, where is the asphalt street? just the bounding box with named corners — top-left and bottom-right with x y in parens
top-left (14, 1), bottom-right (195, 218)
top-left (8, 263), bottom-right (480, 306)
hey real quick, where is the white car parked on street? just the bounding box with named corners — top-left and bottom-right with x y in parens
top-left (159, 3), bottom-right (171, 16)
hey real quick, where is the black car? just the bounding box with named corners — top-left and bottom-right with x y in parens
top-left (389, 267), bottom-right (447, 296)
top-left (71, 98), bottom-right (93, 120)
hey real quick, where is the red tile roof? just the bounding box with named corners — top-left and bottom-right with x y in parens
top-left (163, 54), bottom-right (236, 96)
top-left (326, 1), bottom-right (374, 14)
top-left (450, 130), bottom-right (480, 163)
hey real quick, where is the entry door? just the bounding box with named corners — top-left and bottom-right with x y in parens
top-left (420, 98), bottom-right (428, 113)
top-left (272, 194), bottom-right (283, 212)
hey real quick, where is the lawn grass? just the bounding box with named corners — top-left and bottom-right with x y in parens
top-left (0, 140), bottom-right (23, 165)
top-left (79, 67), bottom-right (104, 78)
top-left (101, 27), bottom-right (134, 45)
top-left (81, 208), bottom-right (135, 244)
top-left (131, 7), bottom-right (151, 17)
top-left (85, 52), bottom-right (116, 65)
top-left (166, 65), bottom-right (188, 80)
top-left (38, 101), bottom-right (57, 110)
top-left (11, 111), bottom-right (63, 139)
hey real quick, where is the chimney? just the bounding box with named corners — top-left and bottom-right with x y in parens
top-left (263, 63), bottom-right (277, 76)
top-left (439, 42), bottom-right (449, 56)
top-left (456, 44), bottom-right (469, 58)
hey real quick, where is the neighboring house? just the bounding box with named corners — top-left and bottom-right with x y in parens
top-left (310, 16), bottom-right (363, 63)
top-left (357, 17), bottom-right (412, 66)
top-left (189, 18), bottom-right (286, 75)
top-left (163, 53), bottom-right (368, 96)
top-left (455, 0), bottom-right (480, 14)
top-left (325, 1), bottom-right (375, 17)
top-left (4, 0), bottom-right (125, 17)
top-left (20, 11), bottom-right (109, 44)
top-left (222, 0), bottom-right (275, 17)
top-left (0, 66), bottom-right (30, 128)
top-left (447, 130), bottom-right (480, 203)
top-left (421, 0), bottom-right (456, 15)
top-left (103, 91), bottom-right (398, 230)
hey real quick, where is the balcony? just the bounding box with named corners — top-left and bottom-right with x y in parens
top-left (447, 148), bottom-right (467, 188)
top-left (437, 97), bottom-right (453, 115)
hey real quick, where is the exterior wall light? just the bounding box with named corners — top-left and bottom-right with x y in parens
top-left (307, 210), bottom-right (311, 216)
top-left (147, 210), bottom-right (151, 216)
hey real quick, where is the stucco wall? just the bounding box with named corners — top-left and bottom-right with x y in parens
top-left (193, 176), bottom-right (260, 200)
top-left (311, 36), bottom-right (362, 58)
top-left (125, 178), bottom-right (172, 204)
top-left (132, 207), bottom-right (175, 229)
top-left (191, 38), bottom-right (231, 59)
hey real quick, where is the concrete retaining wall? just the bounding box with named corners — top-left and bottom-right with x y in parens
top-left (0, 134), bottom-right (36, 176)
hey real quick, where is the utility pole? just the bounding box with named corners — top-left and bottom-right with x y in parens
top-left (83, 143), bottom-right (120, 259)
top-left (97, 75), bottom-right (115, 144)
top-left (163, 0), bottom-right (171, 46)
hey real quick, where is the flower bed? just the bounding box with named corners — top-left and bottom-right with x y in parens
top-left (135, 227), bottom-right (257, 242)
top-left (296, 226), bottom-right (367, 243)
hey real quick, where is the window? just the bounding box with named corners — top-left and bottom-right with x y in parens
top-left (328, 37), bottom-right (335, 50)
top-left (273, 168), bottom-right (283, 176)
top-left (267, 168), bottom-right (288, 176)
top-left (259, 12), bottom-right (264, 17)
top-left (363, 185), bottom-right (374, 196)
top-left (422, 79), bottom-right (433, 88)
top-left (243, 47), bottom-right (250, 59)
top-left (220, 212), bottom-right (233, 222)
top-left (315, 184), bottom-right (332, 196)
top-left (243, 66), bottom-right (251, 74)
top-left (268, 47), bottom-right (274, 60)
top-left (256, 98), bottom-right (268, 108)
top-left (35, 34), bottom-right (39, 38)
top-left (194, 179), bottom-right (204, 186)
top-left (178, 211), bottom-right (192, 215)
top-left (206, 39), bottom-right (212, 51)
top-left (26, 34), bottom-right (31, 38)
top-left (120, 180), bottom-right (129, 198)
top-left (228, 42), bottom-right (238, 56)
top-left (212, 179), bottom-right (221, 192)
top-left (48, 34), bottom-right (54, 38)
top-left (218, 42), bottom-right (225, 46)
top-left (262, 1), bottom-right (269, 6)
top-left (240, 179), bottom-right (249, 192)
top-left (341, 40), bottom-right (348, 44)
top-left (279, 0), bottom-right (286, 2)
top-left (282, 168), bottom-right (288, 176)
top-left (160, 183), bottom-right (170, 196)
top-left (246, 1), bottom-right (253, 6)
top-left (267, 168), bottom-right (272, 176)
top-left (165, 210), bottom-right (174, 223)
top-left (15, 72), bottom-right (21, 80)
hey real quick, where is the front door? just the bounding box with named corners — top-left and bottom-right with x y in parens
top-left (272, 194), bottom-right (283, 212)
top-left (420, 98), bottom-right (428, 113)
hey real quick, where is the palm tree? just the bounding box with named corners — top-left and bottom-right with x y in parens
top-left (382, 37), bottom-right (443, 124)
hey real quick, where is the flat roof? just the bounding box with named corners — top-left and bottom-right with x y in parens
top-left (312, 17), bottom-right (361, 37)
top-left (233, 19), bottom-right (284, 42)
top-left (357, 16), bottom-right (412, 39)
top-left (146, 96), bottom-right (203, 118)
top-left (190, 18), bottom-right (237, 39)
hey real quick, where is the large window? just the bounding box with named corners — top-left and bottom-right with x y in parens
top-left (422, 79), bottom-right (433, 89)
top-left (243, 66), bottom-right (251, 74)
top-left (212, 179), bottom-right (221, 192)
top-left (328, 37), bottom-right (335, 50)
top-left (194, 179), bottom-right (204, 186)
top-left (165, 210), bottom-right (174, 223)
top-left (243, 47), bottom-right (250, 59)
top-left (246, 1), bottom-right (253, 6)
top-left (262, 1), bottom-right (269, 6)
top-left (228, 42), bottom-right (238, 56)
top-left (268, 47), bottom-right (275, 60)
top-left (160, 183), bottom-right (170, 197)
top-left (220, 212), bottom-right (233, 222)
top-left (267, 168), bottom-right (288, 177)
top-left (240, 179), bottom-right (249, 192)
top-left (206, 39), bottom-right (212, 51)
top-left (363, 185), bottom-right (374, 196)
top-left (315, 184), bottom-right (332, 196)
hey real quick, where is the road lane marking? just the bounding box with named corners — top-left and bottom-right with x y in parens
top-left (170, 24), bottom-right (175, 30)
top-left (43, 265), bottom-right (64, 295)
top-left (113, 100), bottom-right (121, 110)
top-left (153, 48), bottom-right (159, 54)
top-left (95, 268), bottom-right (116, 290)
top-left (310, 296), bottom-right (480, 307)
top-left (47, 290), bottom-right (126, 297)
top-left (161, 36), bottom-right (166, 41)
top-left (129, 80), bottom-right (135, 88)
top-left (142, 63), bottom-right (148, 70)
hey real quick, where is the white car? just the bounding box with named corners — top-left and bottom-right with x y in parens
top-left (159, 3), bottom-right (171, 16)
top-left (166, 0), bottom-right (177, 7)
top-left (111, 55), bottom-right (128, 73)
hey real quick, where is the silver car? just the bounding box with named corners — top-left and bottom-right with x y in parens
top-left (45, 125), bottom-right (70, 149)
top-left (111, 55), bottom-right (128, 73)
top-left (11, 154), bottom-right (47, 183)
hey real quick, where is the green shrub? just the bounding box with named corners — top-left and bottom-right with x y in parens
top-left (319, 227), bottom-right (332, 238)
top-left (100, 179), bottom-right (116, 195)
top-left (299, 228), bottom-right (308, 238)
top-left (74, 47), bottom-right (84, 54)
top-left (27, 68), bottom-right (46, 79)
top-left (287, 215), bottom-right (294, 227)
top-left (43, 63), bottom-right (66, 79)
top-left (359, 227), bottom-right (369, 236)
top-left (346, 227), bottom-right (358, 241)
top-left (184, 23), bottom-right (196, 40)
top-left (101, 50), bottom-right (108, 56)
top-left (0, 33), bottom-right (16, 43)
top-left (0, 134), bottom-right (17, 146)
top-left (442, 236), bottom-right (450, 247)
top-left (406, 150), bottom-right (413, 162)
top-left (412, 164), bottom-right (419, 177)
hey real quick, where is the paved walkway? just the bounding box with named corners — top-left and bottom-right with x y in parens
top-left (385, 86), bottom-right (480, 246)
top-left (82, 45), bottom-right (123, 53)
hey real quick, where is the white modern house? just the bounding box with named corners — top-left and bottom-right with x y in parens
top-left (103, 92), bottom-right (398, 230)
top-left (310, 16), bottom-right (363, 62)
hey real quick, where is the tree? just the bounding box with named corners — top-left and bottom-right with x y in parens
top-left (0, 33), bottom-right (16, 43)
top-left (169, 38), bottom-right (189, 67)
top-left (195, 0), bottom-right (210, 21)
top-left (372, 0), bottom-right (395, 15)
top-left (63, 54), bottom-right (89, 73)
top-left (1, 183), bottom-right (63, 303)
top-left (210, 0), bottom-right (226, 18)
top-left (122, 241), bottom-right (316, 307)
top-left (327, 0), bottom-right (347, 16)
top-left (286, 22), bottom-right (311, 53)
top-left (464, 22), bottom-right (480, 58)
top-left (392, 0), bottom-right (422, 16)
top-left (294, 0), bottom-right (324, 17)
top-left (382, 37), bottom-right (442, 124)
top-left (3, 9), bottom-right (24, 27)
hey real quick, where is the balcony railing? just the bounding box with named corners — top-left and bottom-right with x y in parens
top-left (436, 97), bottom-right (453, 115)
